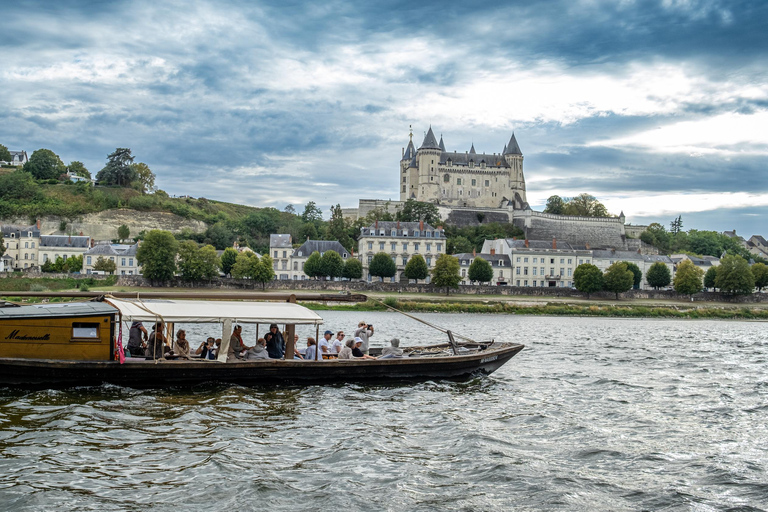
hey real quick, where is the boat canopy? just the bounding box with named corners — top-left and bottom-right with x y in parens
top-left (104, 298), bottom-right (324, 326)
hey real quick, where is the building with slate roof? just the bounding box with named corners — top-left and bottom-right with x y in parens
top-left (38, 235), bottom-right (91, 267)
top-left (400, 126), bottom-right (527, 210)
top-left (1, 223), bottom-right (41, 270)
top-left (0, 150), bottom-right (28, 167)
top-left (454, 253), bottom-right (512, 285)
top-left (83, 242), bottom-right (141, 275)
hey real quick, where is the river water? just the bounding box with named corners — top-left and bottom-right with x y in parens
top-left (1, 312), bottom-right (767, 511)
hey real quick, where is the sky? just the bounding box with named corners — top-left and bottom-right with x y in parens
top-left (1, 0), bottom-right (767, 236)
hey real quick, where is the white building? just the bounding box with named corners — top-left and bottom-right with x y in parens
top-left (288, 240), bottom-right (351, 280)
top-left (1, 223), bottom-right (41, 270)
top-left (83, 242), bottom-right (141, 275)
top-left (0, 150), bottom-right (28, 167)
top-left (454, 253), bottom-right (513, 285)
top-left (358, 221), bottom-right (446, 283)
top-left (269, 234), bottom-right (293, 278)
top-left (591, 249), bottom-right (675, 290)
top-left (38, 235), bottom-right (91, 267)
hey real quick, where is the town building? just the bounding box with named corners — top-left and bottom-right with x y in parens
top-left (454, 253), bottom-right (513, 285)
top-left (288, 240), bottom-right (350, 280)
top-left (0, 150), bottom-right (28, 167)
top-left (400, 127), bottom-right (528, 210)
top-left (38, 235), bottom-right (91, 266)
top-left (358, 221), bottom-right (446, 283)
top-left (83, 242), bottom-right (141, 275)
top-left (670, 254), bottom-right (720, 272)
top-left (591, 249), bottom-right (675, 289)
top-left (1, 223), bottom-right (41, 270)
top-left (269, 234), bottom-right (293, 278)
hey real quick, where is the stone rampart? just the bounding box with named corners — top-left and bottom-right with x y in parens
top-left (511, 210), bottom-right (626, 248)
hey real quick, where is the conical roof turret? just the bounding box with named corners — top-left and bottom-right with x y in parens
top-left (503, 133), bottom-right (522, 155)
top-left (439, 135), bottom-right (446, 152)
top-left (419, 126), bottom-right (441, 150)
top-left (402, 139), bottom-right (416, 161)
top-left (469, 143), bottom-right (476, 154)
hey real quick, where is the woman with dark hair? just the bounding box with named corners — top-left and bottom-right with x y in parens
top-left (265, 324), bottom-right (285, 359)
top-left (145, 322), bottom-right (166, 360)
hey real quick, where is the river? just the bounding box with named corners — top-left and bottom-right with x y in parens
top-left (1, 312), bottom-right (767, 511)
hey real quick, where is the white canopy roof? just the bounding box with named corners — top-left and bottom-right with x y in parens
top-left (104, 298), bottom-right (324, 325)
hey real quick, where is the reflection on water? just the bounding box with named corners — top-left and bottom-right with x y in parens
top-left (1, 313), bottom-right (768, 511)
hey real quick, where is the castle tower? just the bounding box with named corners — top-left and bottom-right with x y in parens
top-left (415, 126), bottom-right (442, 203)
top-left (400, 127), bottom-right (418, 200)
top-left (503, 133), bottom-right (527, 207)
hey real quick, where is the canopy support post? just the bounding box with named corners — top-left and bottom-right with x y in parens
top-left (284, 324), bottom-right (295, 360)
top-left (219, 319), bottom-right (232, 362)
top-left (315, 325), bottom-right (320, 360)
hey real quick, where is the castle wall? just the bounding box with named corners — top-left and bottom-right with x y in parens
top-left (512, 210), bottom-right (626, 248)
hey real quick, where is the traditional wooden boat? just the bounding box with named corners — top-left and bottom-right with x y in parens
top-left (0, 294), bottom-right (524, 388)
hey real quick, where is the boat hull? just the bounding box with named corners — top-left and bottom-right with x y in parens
top-left (0, 343), bottom-right (524, 388)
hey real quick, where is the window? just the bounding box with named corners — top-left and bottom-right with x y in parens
top-left (516, 280), bottom-right (520, 286)
top-left (540, 267), bottom-right (544, 275)
top-left (426, 243), bottom-right (431, 252)
top-left (72, 322), bottom-right (99, 340)
top-left (533, 280), bottom-right (537, 287)
top-left (457, 178), bottom-right (462, 185)
top-left (282, 261), bottom-right (287, 270)
top-left (293, 262), bottom-right (298, 270)
top-left (379, 242), bottom-right (385, 251)
top-left (402, 177), bottom-right (406, 183)
top-left (524, 280), bottom-right (528, 286)
top-left (436, 243), bottom-right (442, 252)
top-left (273, 261), bottom-right (278, 270)
top-left (560, 268), bottom-right (564, 276)
top-left (122, 258), bottom-right (126, 266)
top-left (390, 242), bottom-right (396, 251)
top-left (485, 180), bottom-right (489, 186)
top-left (533, 268), bottom-right (537, 275)
top-left (402, 242), bottom-right (408, 251)
top-left (550, 258), bottom-right (555, 264)
top-left (471, 179), bottom-right (476, 186)
top-left (368, 242), bottom-right (373, 250)
top-left (24, 253), bottom-right (28, 260)
top-left (86, 256), bottom-right (91, 265)
top-left (560, 258), bottom-right (564, 264)
top-left (129, 259), bottom-right (133, 266)
top-left (25, 242), bottom-right (28, 248)
top-left (568, 268), bottom-right (573, 277)
top-left (568, 259), bottom-right (572, 264)
top-left (523, 257), bottom-right (528, 263)
top-left (402, 257), bottom-right (408, 265)
top-left (367, 256), bottom-right (372, 264)
top-left (550, 267), bottom-right (555, 275)
top-left (121, 270), bottom-right (125, 275)
top-left (273, 250), bottom-right (278, 258)
top-left (426, 257), bottom-right (432, 266)
top-left (31, 242), bottom-right (35, 248)
top-left (402, 185), bottom-right (406, 192)
top-left (516, 267), bottom-right (520, 275)
top-left (523, 268), bottom-right (528, 275)
top-left (462, 268), bottom-right (466, 277)
top-left (391, 229), bottom-right (397, 236)
top-left (516, 257), bottom-right (521, 263)
top-left (443, 174), bottom-right (450, 182)
top-left (283, 250), bottom-right (287, 258)
top-left (414, 243), bottom-right (420, 252)
top-left (579, 259), bottom-right (584, 265)
top-left (533, 257), bottom-right (537, 263)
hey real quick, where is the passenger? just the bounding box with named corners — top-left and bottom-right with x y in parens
top-left (331, 331), bottom-right (345, 354)
top-left (196, 337), bottom-right (215, 358)
top-left (145, 322), bottom-right (166, 360)
top-left (227, 324), bottom-right (252, 362)
top-left (354, 321), bottom-right (374, 355)
top-left (208, 339), bottom-right (222, 360)
top-left (244, 338), bottom-right (270, 360)
top-left (319, 330), bottom-right (333, 358)
top-left (127, 321), bottom-right (148, 357)
top-left (337, 338), bottom-right (354, 360)
top-left (378, 338), bottom-right (405, 359)
top-left (292, 334), bottom-right (304, 359)
top-left (174, 329), bottom-right (191, 359)
top-left (304, 337), bottom-right (320, 361)
top-left (266, 324), bottom-right (285, 359)
top-left (352, 337), bottom-right (376, 360)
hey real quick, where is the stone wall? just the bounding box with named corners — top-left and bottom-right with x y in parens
top-left (445, 209), bottom-right (511, 227)
top-left (115, 276), bottom-right (766, 303)
top-left (512, 210), bottom-right (627, 249)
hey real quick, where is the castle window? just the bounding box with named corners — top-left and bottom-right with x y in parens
top-left (456, 178), bottom-right (462, 185)
top-left (402, 186), bottom-right (406, 192)
top-left (471, 179), bottom-right (476, 186)
top-left (402, 177), bottom-right (406, 183)
top-left (443, 174), bottom-right (449, 182)
top-left (485, 180), bottom-right (489, 186)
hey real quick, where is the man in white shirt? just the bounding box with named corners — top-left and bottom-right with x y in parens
top-left (318, 330), bottom-right (333, 359)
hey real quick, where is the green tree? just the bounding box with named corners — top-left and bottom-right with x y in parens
top-left (673, 260), bottom-right (704, 296)
top-left (715, 254), bottom-right (754, 295)
top-left (303, 251), bottom-right (323, 279)
top-left (543, 195), bottom-right (565, 215)
top-left (301, 201), bottom-right (323, 223)
top-left (431, 254), bottom-right (461, 295)
top-left (299, 223), bottom-right (318, 241)
top-left (24, 148), bottom-right (66, 180)
top-left (0, 171), bottom-right (41, 201)
top-left (574, 263), bottom-right (604, 298)
top-left (220, 247), bottom-right (239, 277)
top-left (253, 254), bottom-right (275, 289)
top-left (93, 256), bottom-right (117, 274)
top-left (131, 162), bottom-right (156, 193)
top-left (96, 148), bottom-right (136, 186)
top-left (404, 254), bottom-right (428, 282)
top-left (603, 262), bottom-right (634, 299)
top-left (396, 199), bottom-right (440, 225)
top-left (703, 266), bottom-right (718, 291)
top-left (327, 204), bottom-right (352, 251)
top-left (670, 215), bottom-right (683, 234)
top-left (204, 222), bottom-right (235, 250)
top-left (67, 161), bottom-right (90, 179)
top-left (447, 235), bottom-right (473, 254)
top-left (646, 262), bottom-right (672, 289)
top-left (640, 223), bottom-right (671, 251)
top-left (622, 261), bottom-right (642, 288)
top-left (0, 233), bottom-right (5, 258)
top-left (751, 263), bottom-right (768, 292)
top-left (65, 254), bottom-right (83, 273)
top-left (177, 241), bottom-right (219, 281)
top-left (343, 258), bottom-right (363, 280)
top-left (687, 230), bottom-right (724, 258)
top-left (136, 229), bottom-right (178, 283)
top-left (369, 252), bottom-right (397, 282)
top-left (117, 224), bottom-right (130, 241)
top-left (563, 193), bottom-right (609, 217)
top-left (231, 252), bottom-right (258, 279)
top-left (468, 256), bottom-right (493, 284)
top-left (320, 250), bottom-right (345, 280)
top-left (0, 144), bottom-right (11, 163)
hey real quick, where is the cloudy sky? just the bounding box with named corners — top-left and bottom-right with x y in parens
top-left (2, 0), bottom-right (766, 235)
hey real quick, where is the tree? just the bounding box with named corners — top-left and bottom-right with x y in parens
top-left (253, 254), bottom-right (275, 289)
top-left (24, 149), bottom-right (66, 180)
top-left (96, 148), bottom-right (136, 186)
top-left (404, 254), bottom-right (428, 282)
top-left (573, 263), bottom-right (603, 298)
top-left (343, 258), bottom-right (363, 280)
top-left (751, 263), bottom-right (768, 292)
top-left (303, 251), bottom-right (323, 279)
top-left (563, 193), bottom-right (609, 217)
top-left (64, 254), bottom-right (83, 273)
top-left (622, 261), bottom-right (642, 288)
top-left (320, 250), bottom-right (345, 280)
top-left (220, 247), bottom-right (239, 277)
top-left (646, 262), bottom-right (672, 289)
top-left (431, 254), bottom-right (461, 295)
top-left (231, 252), bottom-right (258, 279)
top-left (396, 199), bottom-right (440, 225)
top-left (67, 161), bottom-right (90, 179)
top-left (715, 254), bottom-right (754, 295)
top-left (543, 195), bottom-right (565, 215)
top-left (640, 223), bottom-right (670, 251)
top-left (703, 266), bottom-right (718, 291)
top-left (603, 262), bottom-right (634, 299)
top-left (301, 201), bottom-right (323, 223)
top-left (673, 260), bottom-right (704, 296)
top-left (131, 162), bottom-right (156, 193)
top-left (0, 144), bottom-right (11, 163)
top-left (136, 229), bottom-right (178, 283)
top-left (327, 204), bottom-right (352, 251)
top-left (0, 233), bottom-right (5, 258)
top-left (284, 204), bottom-right (296, 214)
top-left (369, 252), bottom-right (397, 282)
top-left (670, 215), bottom-right (683, 234)
top-left (93, 256), bottom-right (117, 274)
top-left (117, 224), bottom-right (130, 241)
top-left (447, 235), bottom-right (473, 255)
top-left (177, 241), bottom-right (219, 281)
top-left (468, 257), bottom-right (493, 284)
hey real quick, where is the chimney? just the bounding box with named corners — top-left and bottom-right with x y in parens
top-left (36, 219), bottom-right (40, 230)
top-left (552, 237), bottom-right (557, 249)
top-left (375, 219), bottom-right (378, 230)
top-left (585, 243), bottom-right (590, 250)
top-left (90, 238), bottom-right (95, 248)
top-left (402, 147), bottom-right (404, 157)
top-left (68, 235), bottom-right (71, 244)
top-left (79, 231), bottom-right (83, 236)
top-left (524, 239), bottom-right (529, 248)
top-left (419, 220), bottom-right (424, 231)
top-left (396, 221), bottom-right (400, 229)
top-left (490, 248), bottom-right (495, 255)
top-left (472, 248), bottom-right (476, 257)
top-left (512, 237), bottom-right (516, 240)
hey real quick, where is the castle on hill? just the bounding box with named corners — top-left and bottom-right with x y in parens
top-left (400, 126), bottom-right (528, 210)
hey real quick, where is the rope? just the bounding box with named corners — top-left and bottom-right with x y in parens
top-left (368, 297), bottom-right (479, 344)
top-left (103, 294), bottom-right (167, 364)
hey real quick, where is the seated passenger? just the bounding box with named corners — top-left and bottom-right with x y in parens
top-left (352, 337), bottom-right (376, 360)
top-left (337, 338), bottom-right (354, 360)
top-left (378, 338), bottom-right (405, 359)
top-left (228, 324), bottom-right (252, 362)
top-left (174, 329), bottom-right (191, 359)
top-left (196, 337), bottom-right (215, 358)
top-left (244, 338), bottom-right (270, 360)
top-left (208, 339), bottom-right (222, 360)
top-left (145, 322), bottom-right (166, 360)
top-left (266, 324), bottom-right (285, 359)
top-left (304, 337), bottom-right (321, 361)
top-left (331, 331), bottom-right (345, 354)
top-left (293, 334), bottom-right (304, 359)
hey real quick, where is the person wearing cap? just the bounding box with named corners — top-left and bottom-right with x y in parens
top-left (318, 330), bottom-right (334, 359)
top-left (352, 337), bottom-right (376, 360)
top-left (378, 338), bottom-right (404, 359)
top-left (127, 321), bottom-right (148, 357)
top-left (337, 338), bottom-right (354, 360)
top-left (331, 331), bottom-right (345, 354)
top-left (354, 321), bottom-right (374, 355)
